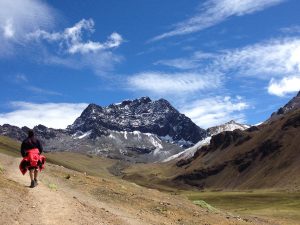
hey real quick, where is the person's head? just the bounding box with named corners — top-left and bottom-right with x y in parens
top-left (28, 130), bottom-right (34, 138)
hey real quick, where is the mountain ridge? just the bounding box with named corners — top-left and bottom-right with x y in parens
top-left (0, 97), bottom-right (206, 163)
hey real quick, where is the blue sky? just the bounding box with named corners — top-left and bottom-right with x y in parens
top-left (0, 0), bottom-right (300, 129)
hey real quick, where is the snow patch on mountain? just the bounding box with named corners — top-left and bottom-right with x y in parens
top-left (207, 120), bottom-right (250, 136)
top-left (163, 120), bottom-right (250, 162)
top-left (163, 137), bottom-right (211, 162)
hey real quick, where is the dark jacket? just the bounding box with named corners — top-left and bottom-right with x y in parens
top-left (20, 137), bottom-right (43, 157)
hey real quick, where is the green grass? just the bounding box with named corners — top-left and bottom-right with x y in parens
top-left (0, 135), bottom-right (118, 178)
top-left (0, 136), bottom-right (21, 157)
top-left (193, 200), bottom-right (219, 212)
top-left (183, 190), bottom-right (300, 224)
top-left (48, 183), bottom-right (58, 191)
top-left (45, 152), bottom-right (117, 178)
top-left (0, 163), bottom-right (3, 173)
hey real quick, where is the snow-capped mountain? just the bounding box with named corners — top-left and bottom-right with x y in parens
top-left (68, 97), bottom-right (207, 146)
top-left (163, 137), bottom-right (211, 162)
top-left (0, 97), bottom-right (207, 163)
top-left (207, 120), bottom-right (250, 136)
top-left (163, 120), bottom-right (250, 162)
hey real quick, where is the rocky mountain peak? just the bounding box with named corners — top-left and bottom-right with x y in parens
top-left (0, 124), bottom-right (27, 141)
top-left (207, 120), bottom-right (250, 137)
top-left (68, 97), bottom-right (207, 145)
top-left (226, 120), bottom-right (236, 124)
top-left (270, 90), bottom-right (300, 120)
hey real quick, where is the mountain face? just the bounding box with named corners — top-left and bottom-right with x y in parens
top-left (207, 120), bottom-right (250, 136)
top-left (0, 124), bottom-right (28, 141)
top-left (0, 97), bottom-right (206, 163)
top-left (270, 91), bottom-right (300, 120)
top-left (68, 97), bottom-right (207, 146)
top-left (163, 120), bottom-right (250, 162)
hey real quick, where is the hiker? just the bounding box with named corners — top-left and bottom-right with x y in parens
top-left (20, 130), bottom-right (45, 188)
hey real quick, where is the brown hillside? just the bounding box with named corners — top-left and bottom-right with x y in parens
top-left (172, 108), bottom-right (300, 190)
top-left (123, 109), bottom-right (300, 191)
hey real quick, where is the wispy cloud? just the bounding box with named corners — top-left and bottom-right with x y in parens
top-left (157, 37), bottom-right (300, 96)
top-left (155, 51), bottom-right (216, 70)
top-left (14, 74), bottom-right (62, 96)
top-left (268, 76), bottom-right (300, 96)
top-left (15, 74), bottom-right (28, 83)
top-left (0, 0), bottom-right (56, 57)
top-left (127, 71), bottom-right (222, 95)
top-left (180, 96), bottom-right (249, 128)
top-left (151, 0), bottom-right (285, 41)
top-left (28, 19), bottom-right (123, 54)
top-left (26, 87), bottom-right (62, 96)
top-left (160, 37), bottom-right (300, 78)
top-left (0, 1), bottom-right (123, 76)
top-left (27, 19), bottom-right (124, 76)
top-left (43, 51), bottom-right (123, 76)
top-left (0, 102), bottom-right (88, 129)
top-left (214, 38), bottom-right (300, 78)
top-left (280, 25), bottom-right (300, 34)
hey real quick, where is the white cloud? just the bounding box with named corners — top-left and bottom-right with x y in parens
top-left (3, 19), bottom-right (14, 38)
top-left (0, 1), bottom-right (123, 75)
top-left (155, 51), bottom-right (216, 70)
top-left (44, 51), bottom-right (123, 76)
top-left (215, 38), bottom-right (300, 78)
top-left (26, 87), bottom-right (62, 96)
top-left (0, 0), bottom-right (55, 56)
top-left (15, 74), bottom-right (28, 83)
top-left (13, 74), bottom-right (62, 96)
top-left (0, 102), bottom-right (88, 129)
top-left (155, 58), bottom-right (200, 70)
top-left (151, 0), bottom-right (285, 41)
top-left (127, 71), bottom-right (222, 95)
top-left (280, 25), bottom-right (300, 34)
top-left (160, 38), bottom-right (300, 79)
top-left (268, 76), bottom-right (300, 96)
top-left (28, 19), bottom-right (123, 55)
top-left (26, 19), bottom-right (123, 75)
top-left (180, 96), bottom-right (249, 128)
top-left (156, 37), bottom-right (300, 97)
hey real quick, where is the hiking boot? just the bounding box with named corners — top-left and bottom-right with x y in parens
top-left (30, 180), bottom-right (35, 188)
top-left (34, 179), bottom-right (38, 186)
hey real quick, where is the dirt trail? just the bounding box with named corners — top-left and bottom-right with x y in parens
top-left (0, 153), bottom-right (275, 225)
top-left (0, 154), bottom-right (143, 225)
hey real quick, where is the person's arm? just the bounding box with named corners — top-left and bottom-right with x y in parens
top-left (37, 139), bottom-right (43, 154)
top-left (20, 142), bottom-right (26, 157)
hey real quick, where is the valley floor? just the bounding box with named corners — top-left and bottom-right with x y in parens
top-left (184, 190), bottom-right (300, 225)
top-left (0, 152), bottom-right (267, 225)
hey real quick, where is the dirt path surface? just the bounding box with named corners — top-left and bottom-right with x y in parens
top-left (0, 154), bottom-right (141, 225)
top-left (0, 153), bottom-right (275, 225)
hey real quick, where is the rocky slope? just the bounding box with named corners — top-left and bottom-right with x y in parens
top-left (68, 97), bottom-right (206, 146)
top-left (163, 120), bottom-right (250, 162)
top-left (269, 90), bottom-right (300, 120)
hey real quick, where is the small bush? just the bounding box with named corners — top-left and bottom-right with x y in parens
top-left (193, 200), bottom-right (219, 212)
top-left (48, 183), bottom-right (58, 191)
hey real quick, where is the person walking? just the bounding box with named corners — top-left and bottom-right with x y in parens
top-left (20, 130), bottom-right (44, 188)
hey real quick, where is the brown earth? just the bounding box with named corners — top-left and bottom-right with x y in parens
top-left (0, 151), bottom-right (271, 225)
